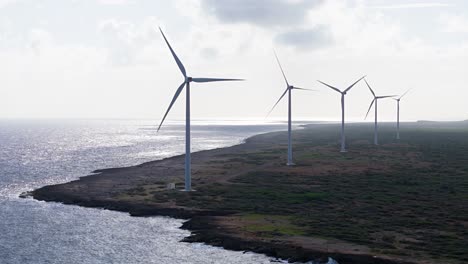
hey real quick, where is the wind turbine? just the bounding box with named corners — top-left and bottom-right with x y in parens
top-left (267, 51), bottom-right (314, 166)
top-left (394, 89), bottom-right (412, 140)
top-left (317, 76), bottom-right (366, 152)
top-left (157, 27), bottom-right (243, 191)
top-left (364, 79), bottom-right (396, 145)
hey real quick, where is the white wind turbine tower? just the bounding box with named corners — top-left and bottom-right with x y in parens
top-left (157, 27), bottom-right (243, 191)
top-left (317, 76), bottom-right (366, 152)
top-left (267, 51), bottom-right (314, 166)
top-left (394, 89), bottom-right (412, 140)
top-left (364, 79), bottom-right (397, 145)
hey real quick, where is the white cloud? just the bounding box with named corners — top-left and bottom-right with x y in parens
top-left (0, 0), bottom-right (18, 8)
top-left (275, 26), bottom-right (332, 50)
top-left (97, 0), bottom-right (130, 5)
top-left (304, 1), bottom-right (404, 56)
top-left (97, 16), bottom-right (161, 66)
top-left (368, 3), bottom-right (451, 10)
top-left (439, 13), bottom-right (468, 33)
top-left (201, 0), bottom-right (323, 27)
top-left (27, 28), bottom-right (54, 55)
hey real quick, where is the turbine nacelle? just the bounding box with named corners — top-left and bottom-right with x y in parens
top-left (317, 75), bottom-right (366, 95)
top-left (267, 51), bottom-right (315, 117)
top-left (397, 89), bottom-right (412, 101)
top-left (364, 79), bottom-right (397, 119)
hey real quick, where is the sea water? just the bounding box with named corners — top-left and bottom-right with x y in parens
top-left (0, 119), bottom-right (297, 264)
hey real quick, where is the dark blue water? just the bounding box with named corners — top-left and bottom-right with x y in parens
top-left (0, 119), bottom-right (294, 264)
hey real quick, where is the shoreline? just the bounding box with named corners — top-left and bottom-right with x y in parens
top-left (29, 122), bottom-right (468, 264)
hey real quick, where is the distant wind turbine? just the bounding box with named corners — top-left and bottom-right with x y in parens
top-left (364, 79), bottom-right (397, 145)
top-left (393, 89), bottom-right (412, 140)
top-left (268, 51), bottom-right (314, 166)
top-left (317, 76), bottom-right (366, 152)
top-left (157, 27), bottom-right (243, 191)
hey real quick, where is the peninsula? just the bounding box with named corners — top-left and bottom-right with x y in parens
top-left (31, 122), bottom-right (468, 264)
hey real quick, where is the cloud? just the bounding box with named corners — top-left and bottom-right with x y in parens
top-left (298, 0), bottom-right (435, 57)
top-left (97, 0), bottom-right (130, 5)
top-left (97, 16), bottom-right (160, 66)
top-left (439, 13), bottom-right (468, 33)
top-left (27, 28), bottom-right (53, 55)
top-left (0, 0), bottom-right (18, 9)
top-left (199, 0), bottom-right (329, 51)
top-left (201, 0), bottom-right (323, 27)
top-left (368, 3), bottom-right (451, 10)
top-left (275, 26), bottom-right (332, 50)
top-left (200, 47), bottom-right (218, 59)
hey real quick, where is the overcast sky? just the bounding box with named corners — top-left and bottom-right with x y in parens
top-left (1, 0), bottom-right (467, 121)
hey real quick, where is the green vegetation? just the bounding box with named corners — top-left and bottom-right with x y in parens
top-left (241, 214), bottom-right (307, 236)
top-left (121, 122), bottom-right (468, 263)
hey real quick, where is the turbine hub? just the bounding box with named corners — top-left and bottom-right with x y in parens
top-left (186, 76), bottom-right (192, 82)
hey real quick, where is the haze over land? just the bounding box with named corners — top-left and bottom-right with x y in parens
top-left (1, 0), bottom-right (467, 121)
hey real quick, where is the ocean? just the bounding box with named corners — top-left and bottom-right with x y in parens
top-left (0, 119), bottom-right (294, 264)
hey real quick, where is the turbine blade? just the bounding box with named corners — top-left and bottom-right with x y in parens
top-left (364, 78), bottom-right (375, 97)
top-left (317, 80), bottom-right (342, 93)
top-left (158, 27), bottom-right (187, 78)
top-left (157, 81), bottom-right (186, 132)
top-left (293, 87), bottom-right (316, 91)
top-left (191, 77), bottom-right (244, 83)
top-left (377, 95), bottom-right (397, 99)
top-left (399, 89), bottom-right (412, 99)
top-left (344, 75), bottom-right (366, 93)
top-left (267, 87), bottom-right (289, 117)
top-left (274, 50), bottom-right (289, 87)
top-left (365, 99), bottom-right (376, 120)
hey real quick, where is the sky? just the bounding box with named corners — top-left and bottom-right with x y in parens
top-left (1, 0), bottom-right (467, 121)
